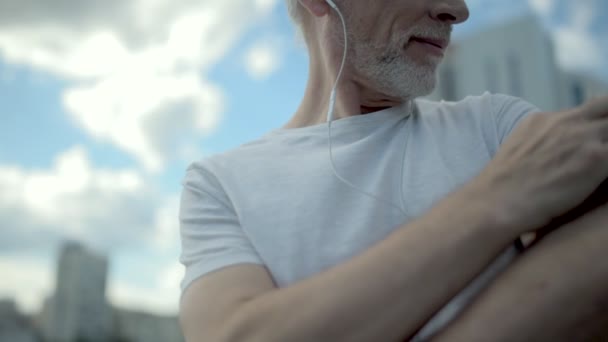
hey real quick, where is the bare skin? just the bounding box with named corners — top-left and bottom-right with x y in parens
top-left (433, 201), bottom-right (608, 342)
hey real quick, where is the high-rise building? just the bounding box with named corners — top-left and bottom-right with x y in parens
top-left (427, 15), bottom-right (607, 111)
top-left (560, 71), bottom-right (608, 108)
top-left (40, 242), bottom-right (112, 342)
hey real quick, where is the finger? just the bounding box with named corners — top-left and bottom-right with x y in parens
top-left (588, 119), bottom-right (608, 143)
top-left (579, 95), bottom-right (608, 120)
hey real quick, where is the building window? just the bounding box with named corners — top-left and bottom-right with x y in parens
top-left (507, 53), bottom-right (523, 97)
top-left (441, 65), bottom-right (457, 101)
top-left (571, 82), bottom-right (585, 106)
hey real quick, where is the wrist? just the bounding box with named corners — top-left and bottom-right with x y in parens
top-left (455, 181), bottom-right (528, 238)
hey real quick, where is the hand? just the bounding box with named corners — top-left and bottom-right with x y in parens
top-left (472, 95), bottom-right (608, 233)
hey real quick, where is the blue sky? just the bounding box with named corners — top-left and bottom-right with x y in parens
top-left (0, 0), bottom-right (607, 315)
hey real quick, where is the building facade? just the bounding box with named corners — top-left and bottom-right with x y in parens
top-left (40, 242), bottom-right (112, 342)
top-left (560, 71), bottom-right (608, 108)
top-left (427, 15), bottom-right (607, 111)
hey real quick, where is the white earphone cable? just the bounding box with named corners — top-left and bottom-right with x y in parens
top-left (325, 0), bottom-right (411, 218)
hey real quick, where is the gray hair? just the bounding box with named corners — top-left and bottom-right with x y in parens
top-left (286, 0), bottom-right (302, 24)
top-left (285, 0), bottom-right (305, 43)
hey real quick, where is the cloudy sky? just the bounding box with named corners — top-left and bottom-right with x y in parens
top-left (1, 0), bottom-right (607, 316)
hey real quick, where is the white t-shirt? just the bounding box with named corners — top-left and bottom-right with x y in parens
top-left (179, 92), bottom-right (540, 340)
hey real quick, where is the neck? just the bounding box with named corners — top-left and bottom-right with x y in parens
top-left (284, 44), bottom-right (409, 129)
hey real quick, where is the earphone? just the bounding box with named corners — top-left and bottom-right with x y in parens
top-left (321, 0), bottom-right (411, 217)
top-left (291, 0), bottom-right (412, 216)
top-left (324, 0), bottom-right (343, 124)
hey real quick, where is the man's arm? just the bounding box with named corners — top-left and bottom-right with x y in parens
top-left (532, 179), bottom-right (608, 245)
top-left (180, 184), bottom-right (520, 342)
top-left (432, 201), bottom-right (608, 342)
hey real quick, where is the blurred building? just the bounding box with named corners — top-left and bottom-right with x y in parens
top-left (112, 308), bottom-right (184, 342)
top-left (561, 71), bottom-right (608, 107)
top-left (427, 15), bottom-right (608, 111)
top-left (39, 242), bottom-right (112, 342)
top-left (0, 299), bottom-right (40, 342)
top-left (34, 241), bottom-right (185, 342)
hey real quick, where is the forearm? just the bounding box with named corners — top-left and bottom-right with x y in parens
top-left (221, 186), bottom-right (522, 342)
top-left (433, 204), bottom-right (608, 342)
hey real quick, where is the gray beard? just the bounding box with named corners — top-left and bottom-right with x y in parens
top-left (350, 38), bottom-right (438, 101)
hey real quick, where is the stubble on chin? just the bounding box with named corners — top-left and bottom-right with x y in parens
top-left (351, 41), bottom-right (439, 101)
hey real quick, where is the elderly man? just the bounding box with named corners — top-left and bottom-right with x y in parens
top-left (178, 0), bottom-right (608, 341)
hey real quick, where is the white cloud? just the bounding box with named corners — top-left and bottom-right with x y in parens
top-left (571, 1), bottom-right (595, 31)
top-left (158, 262), bottom-right (185, 293)
top-left (0, 0), bottom-right (281, 172)
top-left (4, 146), bottom-right (148, 241)
top-left (528, 0), bottom-right (556, 16)
top-left (0, 145), bottom-right (178, 254)
top-left (244, 37), bottom-right (283, 81)
top-left (0, 257), bottom-right (54, 314)
top-left (0, 146), bottom-right (187, 314)
top-left (254, 0), bottom-right (280, 14)
top-left (63, 72), bottom-right (224, 172)
top-left (0, 23), bottom-right (124, 80)
top-left (551, 1), bottom-right (603, 74)
top-left (524, 0), bottom-right (606, 78)
top-left (149, 195), bottom-right (181, 251)
top-left (553, 27), bottom-right (603, 74)
top-left (0, 1), bottom-right (273, 80)
top-left (108, 265), bottom-right (183, 315)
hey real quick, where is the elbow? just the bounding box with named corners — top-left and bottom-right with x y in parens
top-left (181, 293), bottom-right (302, 342)
top-left (179, 309), bottom-right (269, 342)
top-left (216, 303), bottom-right (283, 342)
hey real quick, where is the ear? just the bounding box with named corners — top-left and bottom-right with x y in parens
top-left (298, 0), bottom-right (331, 18)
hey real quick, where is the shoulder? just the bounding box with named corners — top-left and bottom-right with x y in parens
top-left (415, 92), bottom-right (533, 116)
top-left (414, 92), bottom-right (541, 155)
top-left (415, 92), bottom-right (540, 133)
top-left (183, 134), bottom-right (282, 189)
top-left (192, 133), bottom-right (276, 166)
top-left (412, 92), bottom-right (502, 130)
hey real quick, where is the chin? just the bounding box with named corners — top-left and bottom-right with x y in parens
top-left (418, 78), bottom-right (437, 97)
top-left (394, 71), bottom-right (437, 100)
top-left (359, 61), bottom-right (438, 100)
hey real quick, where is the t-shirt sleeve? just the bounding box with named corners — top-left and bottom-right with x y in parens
top-left (178, 163), bottom-right (265, 295)
top-left (491, 93), bottom-right (542, 146)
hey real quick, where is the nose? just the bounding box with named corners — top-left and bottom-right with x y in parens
top-left (430, 0), bottom-right (470, 24)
